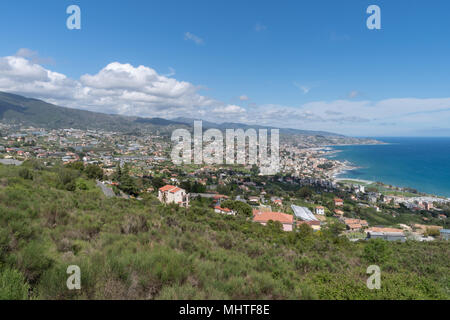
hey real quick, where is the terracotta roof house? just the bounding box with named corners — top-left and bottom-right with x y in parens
top-left (296, 220), bottom-right (321, 231)
top-left (158, 185), bottom-right (189, 208)
top-left (253, 210), bottom-right (294, 231)
top-left (334, 198), bottom-right (344, 206)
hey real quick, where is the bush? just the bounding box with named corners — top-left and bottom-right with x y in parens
top-left (0, 268), bottom-right (30, 300)
top-left (18, 168), bottom-right (33, 180)
top-left (363, 239), bottom-right (392, 264)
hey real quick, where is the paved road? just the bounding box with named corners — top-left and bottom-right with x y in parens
top-left (0, 159), bottom-right (23, 166)
top-left (96, 180), bottom-right (115, 198)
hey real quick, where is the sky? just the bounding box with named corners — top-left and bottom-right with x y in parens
top-left (1, 0), bottom-right (450, 136)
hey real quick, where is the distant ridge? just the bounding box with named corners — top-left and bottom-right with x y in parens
top-left (172, 117), bottom-right (344, 137)
top-left (0, 92), bottom-right (368, 143)
top-left (0, 91), bottom-right (185, 133)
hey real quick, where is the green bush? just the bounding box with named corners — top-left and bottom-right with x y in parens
top-left (0, 268), bottom-right (30, 300)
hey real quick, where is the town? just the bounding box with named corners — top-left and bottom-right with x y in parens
top-left (1, 120), bottom-right (449, 242)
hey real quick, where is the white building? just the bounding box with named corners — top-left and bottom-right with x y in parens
top-left (315, 206), bottom-right (325, 215)
top-left (158, 185), bottom-right (189, 208)
top-left (214, 206), bottom-right (236, 216)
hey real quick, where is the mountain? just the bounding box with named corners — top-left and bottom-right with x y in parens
top-left (0, 91), bottom-right (185, 133)
top-left (172, 117), bottom-right (344, 137)
top-left (0, 92), bottom-right (380, 145)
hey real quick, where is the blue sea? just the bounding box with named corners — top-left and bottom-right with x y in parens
top-left (328, 137), bottom-right (450, 197)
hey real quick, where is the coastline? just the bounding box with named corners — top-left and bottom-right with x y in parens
top-left (320, 142), bottom-right (450, 200)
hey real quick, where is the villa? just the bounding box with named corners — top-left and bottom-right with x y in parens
top-left (158, 185), bottom-right (189, 208)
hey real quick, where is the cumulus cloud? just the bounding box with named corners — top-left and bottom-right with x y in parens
top-left (1, 52), bottom-right (450, 136)
top-left (0, 54), bottom-right (219, 118)
top-left (239, 95), bottom-right (249, 101)
top-left (213, 104), bottom-right (246, 114)
top-left (184, 32), bottom-right (204, 45)
top-left (15, 48), bottom-right (54, 65)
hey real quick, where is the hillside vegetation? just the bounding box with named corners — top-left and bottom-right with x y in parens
top-left (0, 162), bottom-right (448, 300)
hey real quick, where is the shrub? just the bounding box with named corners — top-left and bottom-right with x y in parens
top-left (0, 268), bottom-right (30, 300)
top-left (363, 239), bottom-right (392, 264)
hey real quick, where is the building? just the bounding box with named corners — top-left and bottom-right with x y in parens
top-left (423, 201), bottom-right (434, 211)
top-left (315, 206), bottom-right (325, 215)
top-left (253, 210), bottom-right (294, 231)
top-left (342, 218), bottom-right (368, 231)
top-left (366, 231), bottom-right (406, 242)
top-left (248, 196), bottom-right (260, 205)
top-left (334, 198), bottom-right (344, 207)
top-left (440, 229), bottom-right (450, 240)
top-left (214, 206), bottom-right (236, 216)
top-left (291, 205), bottom-right (318, 221)
top-left (158, 185), bottom-right (189, 208)
top-left (296, 220), bottom-right (321, 231)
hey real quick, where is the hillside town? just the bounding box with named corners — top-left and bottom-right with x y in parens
top-left (1, 121), bottom-right (449, 242)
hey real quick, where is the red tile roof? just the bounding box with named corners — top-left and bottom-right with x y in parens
top-left (215, 206), bottom-right (232, 212)
top-left (159, 185), bottom-right (176, 192)
top-left (169, 187), bottom-right (182, 193)
top-left (253, 211), bottom-right (293, 224)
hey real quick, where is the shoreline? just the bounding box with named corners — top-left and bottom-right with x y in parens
top-left (320, 146), bottom-right (450, 200)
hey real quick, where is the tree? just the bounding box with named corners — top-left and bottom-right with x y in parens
top-left (152, 176), bottom-right (165, 190)
top-left (322, 221), bottom-right (346, 238)
top-left (84, 164), bottom-right (104, 180)
top-left (65, 161), bottom-right (84, 172)
top-left (118, 164), bottom-right (139, 196)
top-left (298, 186), bottom-right (313, 199)
top-left (221, 200), bottom-right (252, 217)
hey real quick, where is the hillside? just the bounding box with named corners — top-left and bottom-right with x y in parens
top-left (0, 92), bottom-right (380, 145)
top-left (0, 162), bottom-right (448, 300)
top-left (0, 92), bottom-right (185, 133)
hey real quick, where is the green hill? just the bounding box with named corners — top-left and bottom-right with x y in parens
top-left (0, 162), bottom-right (448, 300)
top-left (0, 91), bottom-right (185, 133)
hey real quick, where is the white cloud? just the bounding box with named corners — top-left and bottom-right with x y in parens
top-left (15, 48), bottom-right (54, 65)
top-left (239, 95), bottom-right (249, 101)
top-left (213, 104), bottom-right (246, 114)
top-left (1, 52), bottom-right (450, 136)
top-left (0, 54), bottom-right (219, 118)
top-left (184, 32), bottom-right (204, 45)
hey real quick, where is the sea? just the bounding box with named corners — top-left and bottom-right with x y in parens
top-left (327, 137), bottom-right (450, 197)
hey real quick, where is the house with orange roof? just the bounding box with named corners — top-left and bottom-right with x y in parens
top-left (214, 206), bottom-right (236, 216)
top-left (158, 185), bottom-right (189, 208)
top-left (334, 198), bottom-right (344, 207)
top-left (253, 210), bottom-right (294, 231)
top-left (296, 220), bottom-right (321, 231)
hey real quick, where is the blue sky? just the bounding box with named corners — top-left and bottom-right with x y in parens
top-left (1, 0), bottom-right (450, 136)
